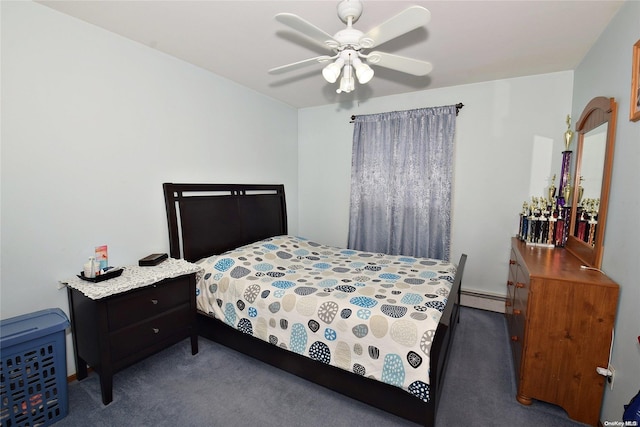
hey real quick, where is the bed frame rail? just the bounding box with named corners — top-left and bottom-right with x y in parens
top-left (430, 253), bottom-right (466, 406)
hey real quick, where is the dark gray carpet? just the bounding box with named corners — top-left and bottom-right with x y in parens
top-left (56, 307), bottom-right (588, 426)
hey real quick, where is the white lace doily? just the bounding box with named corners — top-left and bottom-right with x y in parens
top-left (63, 258), bottom-right (203, 300)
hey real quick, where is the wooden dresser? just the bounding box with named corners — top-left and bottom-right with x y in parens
top-left (505, 237), bottom-right (619, 426)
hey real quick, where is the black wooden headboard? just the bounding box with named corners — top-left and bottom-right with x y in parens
top-left (163, 183), bottom-right (287, 262)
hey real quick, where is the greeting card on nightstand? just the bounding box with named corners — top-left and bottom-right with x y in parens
top-left (95, 245), bottom-right (108, 270)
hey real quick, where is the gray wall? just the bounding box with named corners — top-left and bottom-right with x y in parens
top-left (298, 72), bottom-right (574, 297)
top-left (1, 2), bottom-right (299, 372)
top-left (571, 0), bottom-right (640, 422)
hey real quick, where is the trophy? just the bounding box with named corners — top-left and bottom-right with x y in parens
top-left (577, 176), bottom-right (584, 205)
top-left (564, 114), bottom-right (574, 151)
top-left (563, 173), bottom-right (573, 205)
top-left (548, 174), bottom-right (556, 201)
top-left (558, 115), bottom-right (574, 207)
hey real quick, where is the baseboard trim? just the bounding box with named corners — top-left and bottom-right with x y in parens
top-left (67, 367), bottom-right (93, 383)
top-left (460, 289), bottom-right (505, 313)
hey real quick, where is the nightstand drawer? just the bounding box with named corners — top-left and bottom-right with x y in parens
top-left (109, 304), bottom-right (191, 361)
top-left (107, 277), bottom-right (190, 331)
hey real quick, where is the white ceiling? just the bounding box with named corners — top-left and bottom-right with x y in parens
top-left (38, 0), bottom-right (625, 109)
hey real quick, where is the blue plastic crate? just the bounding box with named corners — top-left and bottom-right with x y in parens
top-left (1, 308), bottom-right (70, 427)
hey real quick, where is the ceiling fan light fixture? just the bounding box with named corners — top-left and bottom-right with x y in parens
top-left (352, 56), bottom-right (374, 84)
top-left (356, 64), bottom-right (374, 84)
top-left (322, 58), bottom-right (344, 83)
top-left (336, 64), bottom-right (355, 94)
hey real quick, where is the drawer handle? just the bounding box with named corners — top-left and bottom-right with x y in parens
top-left (515, 282), bottom-right (525, 288)
top-left (151, 299), bottom-right (158, 305)
top-left (152, 328), bottom-right (160, 334)
top-left (513, 309), bottom-right (521, 315)
top-left (509, 260), bottom-right (516, 265)
top-left (507, 281), bottom-right (514, 286)
top-left (511, 335), bottom-right (519, 342)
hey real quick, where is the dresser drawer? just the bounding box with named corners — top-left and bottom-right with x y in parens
top-left (107, 277), bottom-right (190, 331)
top-left (510, 302), bottom-right (525, 381)
top-left (109, 304), bottom-right (192, 361)
top-left (508, 248), bottom-right (518, 282)
top-left (513, 265), bottom-right (529, 316)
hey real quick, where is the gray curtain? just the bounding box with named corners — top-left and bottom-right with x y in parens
top-left (347, 105), bottom-right (457, 260)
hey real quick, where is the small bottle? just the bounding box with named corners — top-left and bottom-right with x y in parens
top-left (83, 256), bottom-right (99, 278)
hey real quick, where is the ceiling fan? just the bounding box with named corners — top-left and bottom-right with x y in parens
top-left (269, 0), bottom-right (432, 94)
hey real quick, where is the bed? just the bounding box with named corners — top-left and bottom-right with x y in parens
top-left (163, 183), bottom-right (467, 426)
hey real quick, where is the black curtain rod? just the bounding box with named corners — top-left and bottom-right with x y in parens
top-left (350, 103), bottom-right (464, 123)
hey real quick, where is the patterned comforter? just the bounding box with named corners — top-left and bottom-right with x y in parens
top-left (195, 235), bottom-right (456, 402)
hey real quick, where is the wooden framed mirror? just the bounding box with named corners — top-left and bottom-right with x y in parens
top-left (566, 96), bottom-right (617, 269)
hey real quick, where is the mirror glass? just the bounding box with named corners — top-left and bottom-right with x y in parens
top-left (566, 97), bottom-right (617, 269)
top-left (579, 124), bottom-right (606, 201)
top-left (573, 123), bottom-right (607, 216)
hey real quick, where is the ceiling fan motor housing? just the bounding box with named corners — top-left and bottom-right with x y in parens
top-left (331, 28), bottom-right (365, 50)
top-left (337, 0), bottom-right (363, 24)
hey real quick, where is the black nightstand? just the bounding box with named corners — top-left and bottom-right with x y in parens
top-left (65, 261), bottom-right (200, 404)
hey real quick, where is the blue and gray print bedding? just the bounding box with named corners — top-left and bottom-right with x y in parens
top-left (195, 235), bottom-right (456, 402)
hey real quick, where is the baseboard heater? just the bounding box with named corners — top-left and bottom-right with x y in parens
top-left (460, 289), bottom-right (506, 313)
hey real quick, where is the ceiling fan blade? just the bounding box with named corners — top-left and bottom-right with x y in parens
top-left (275, 13), bottom-right (337, 50)
top-left (269, 55), bottom-right (334, 75)
top-left (361, 6), bottom-right (431, 49)
top-left (366, 51), bottom-right (433, 76)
